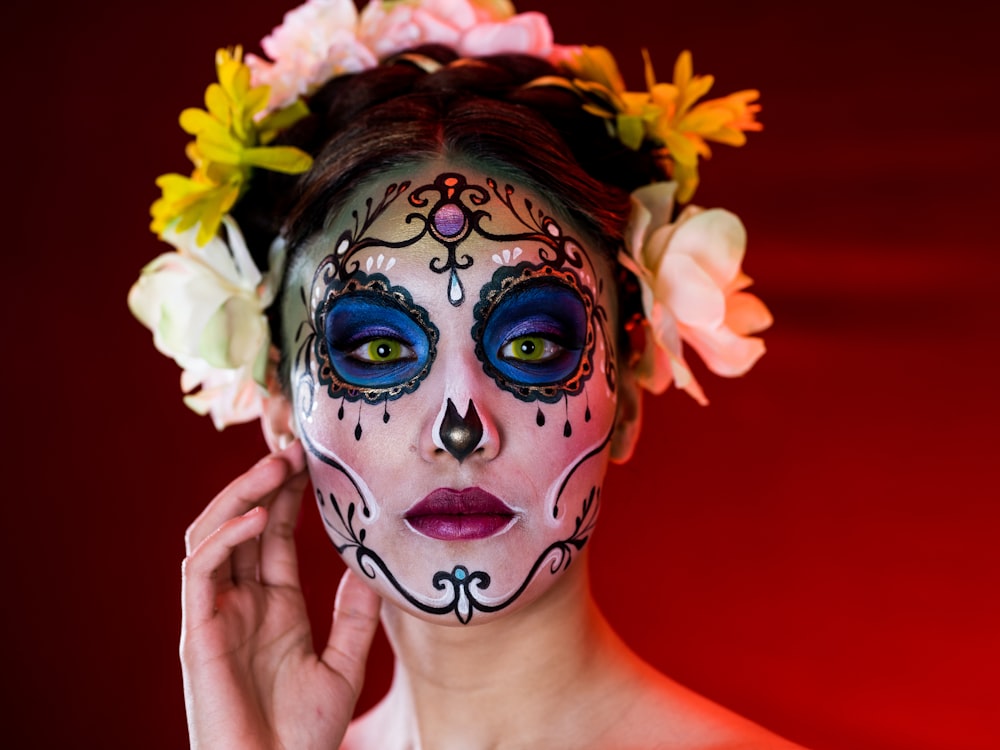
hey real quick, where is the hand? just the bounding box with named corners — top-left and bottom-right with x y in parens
top-left (180, 440), bottom-right (381, 749)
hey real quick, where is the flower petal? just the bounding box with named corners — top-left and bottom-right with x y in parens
top-left (458, 12), bottom-right (553, 57)
top-left (657, 253), bottom-right (726, 328)
top-left (679, 321), bottom-right (766, 377)
top-left (667, 207), bottom-right (746, 289)
top-left (725, 290), bottom-right (773, 335)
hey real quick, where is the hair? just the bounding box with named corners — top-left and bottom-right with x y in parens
top-left (232, 46), bottom-right (656, 379)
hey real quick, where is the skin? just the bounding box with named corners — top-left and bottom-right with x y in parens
top-left (180, 159), bottom-right (806, 749)
top-left (287, 164), bottom-right (621, 627)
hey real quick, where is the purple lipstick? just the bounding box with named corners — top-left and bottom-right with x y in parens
top-left (405, 488), bottom-right (516, 541)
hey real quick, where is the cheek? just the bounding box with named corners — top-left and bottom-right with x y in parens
top-left (293, 362), bottom-right (416, 522)
top-left (505, 347), bottom-right (618, 522)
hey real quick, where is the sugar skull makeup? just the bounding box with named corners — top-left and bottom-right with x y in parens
top-left (285, 164), bottom-right (621, 624)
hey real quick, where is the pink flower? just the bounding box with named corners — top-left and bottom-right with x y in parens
top-left (457, 12), bottom-right (553, 57)
top-left (358, 0), bottom-right (551, 59)
top-left (179, 359), bottom-right (269, 431)
top-left (247, 0), bottom-right (376, 111)
top-left (620, 182), bottom-right (772, 404)
top-left (358, 0), bottom-right (477, 57)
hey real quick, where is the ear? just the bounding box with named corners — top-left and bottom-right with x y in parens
top-left (610, 361), bottom-right (643, 464)
top-left (260, 364), bottom-right (297, 452)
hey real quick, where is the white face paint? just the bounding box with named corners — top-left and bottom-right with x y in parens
top-left (283, 162), bottom-right (621, 625)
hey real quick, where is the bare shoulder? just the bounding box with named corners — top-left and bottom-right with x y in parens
top-left (604, 666), bottom-right (808, 750)
top-left (339, 662), bottom-right (808, 750)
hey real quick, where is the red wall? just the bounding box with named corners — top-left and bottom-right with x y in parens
top-left (4, 1), bottom-right (998, 747)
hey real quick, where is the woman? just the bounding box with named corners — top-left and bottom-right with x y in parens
top-left (130, 1), bottom-right (787, 746)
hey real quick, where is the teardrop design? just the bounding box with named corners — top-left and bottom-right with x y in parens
top-left (354, 422), bottom-right (362, 441)
top-left (337, 400), bottom-right (345, 420)
top-left (563, 420), bottom-right (572, 438)
top-left (536, 408), bottom-right (545, 427)
top-left (448, 268), bottom-right (464, 306)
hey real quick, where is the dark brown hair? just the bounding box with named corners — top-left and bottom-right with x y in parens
top-left (232, 47), bottom-right (657, 358)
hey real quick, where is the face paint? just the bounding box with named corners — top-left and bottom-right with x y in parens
top-left (285, 163), bottom-right (620, 624)
top-left (473, 266), bottom-right (595, 401)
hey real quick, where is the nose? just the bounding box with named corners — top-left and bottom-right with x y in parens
top-left (428, 392), bottom-right (500, 463)
top-left (438, 398), bottom-right (483, 462)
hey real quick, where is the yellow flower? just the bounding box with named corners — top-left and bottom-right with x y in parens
top-left (151, 47), bottom-right (314, 246)
top-left (644, 50), bottom-right (762, 202)
top-left (551, 47), bottom-right (761, 203)
top-left (555, 46), bottom-right (658, 150)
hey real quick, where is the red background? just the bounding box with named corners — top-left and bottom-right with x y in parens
top-left (5, 0), bottom-right (998, 747)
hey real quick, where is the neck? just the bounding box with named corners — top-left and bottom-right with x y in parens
top-left (370, 552), bottom-right (644, 750)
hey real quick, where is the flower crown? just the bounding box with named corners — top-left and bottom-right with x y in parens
top-left (128, 0), bottom-right (770, 430)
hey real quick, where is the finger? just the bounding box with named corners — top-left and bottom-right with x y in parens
top-left (229, 533), bottom-right (261, 585)
top-left (182, 506), bottom-right (269, 628)
top-left (259, 455), bottom-right (310, 588)
top-left (319, 569), bottom-right (381, 695)
top-left (185, 440), bottom-right (304, 556)
top-left (232, 442), bottom-right (307, 588)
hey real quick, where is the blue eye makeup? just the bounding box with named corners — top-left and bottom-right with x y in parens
top-left (317, 275), bottom-right (438, 402)
top-left (474, 267), bottom-right (595, 403)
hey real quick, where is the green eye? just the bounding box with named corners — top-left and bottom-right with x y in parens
top-left (501, 336), bottom-right (561, 362)
top-left (352, 338), bottom-right (412, 363)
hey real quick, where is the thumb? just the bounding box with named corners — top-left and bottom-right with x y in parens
top-left (320, 568), bottom-right (381, 695)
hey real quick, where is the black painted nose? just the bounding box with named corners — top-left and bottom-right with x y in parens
top-left (439, 398), bottom-right (484, 462)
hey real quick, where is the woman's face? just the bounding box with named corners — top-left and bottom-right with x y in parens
top-left (283, 162), bottom-right (624, 625)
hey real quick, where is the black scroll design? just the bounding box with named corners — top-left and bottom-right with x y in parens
top-left (407, 173), bottom-right (490, 306)
top-left (306, 395), bottom-right (611, 623)
top-left (313, 474), bottom-right (601, 624)
top-left (321, 181), bottom-right (420, 284)
top-left (480, 179), bottom-right (617, 394)
top-left (482, 177), bottom-right (586, 272)
top-left (316, 173), bottom-right (599, 307)
top-left (302, 426), bottom-right (372, 517)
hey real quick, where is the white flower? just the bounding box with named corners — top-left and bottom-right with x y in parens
top-left (620, 181), bottom-right (772, 404)
top-left (128, 217), bottom-right (283, 428)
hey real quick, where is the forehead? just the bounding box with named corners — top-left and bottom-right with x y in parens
top-left (287, 162), bottom-right (609, 306)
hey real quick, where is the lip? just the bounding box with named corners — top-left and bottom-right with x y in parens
top-left (404, 487), bottom-right (516, 541)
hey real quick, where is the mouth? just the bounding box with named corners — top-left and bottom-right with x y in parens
top-left (404, 487), bottom-right (517, 541)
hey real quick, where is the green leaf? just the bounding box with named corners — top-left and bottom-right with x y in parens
top-left (258, 99), bottom-right (310, 142)
top-left (616, 115), bottom-right (645, 151)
